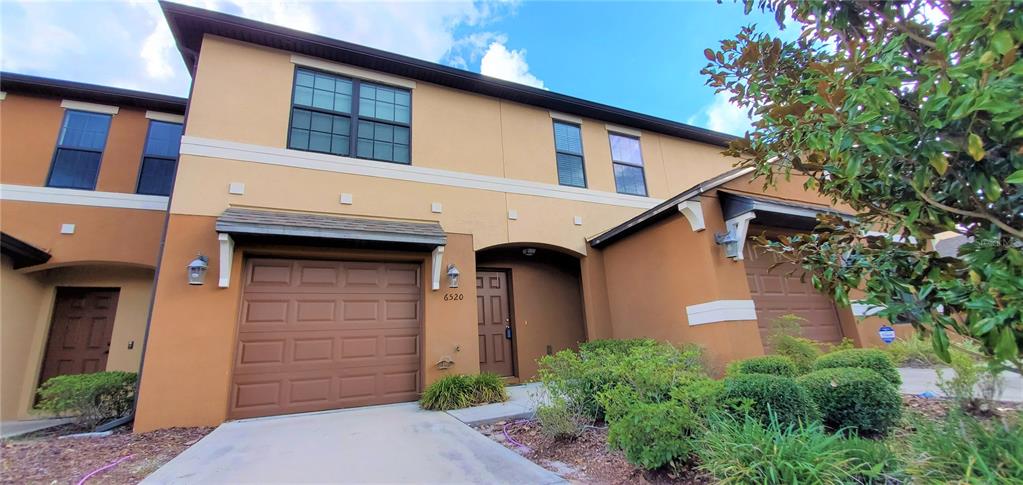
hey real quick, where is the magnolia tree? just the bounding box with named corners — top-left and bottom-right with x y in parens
top-left (702, 0), bottom-right (1022, 371)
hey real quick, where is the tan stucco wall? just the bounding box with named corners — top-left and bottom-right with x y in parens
top-left (476, 251), bottom-right (587, 380)
top-left (0, 260), bottom-right (153, 420)
top-left (134, 214), bottom-right (482, 431)
top-left (0, 92), bottom-right (150, 193)
top-left (0, 201), bottom-right (165, 269)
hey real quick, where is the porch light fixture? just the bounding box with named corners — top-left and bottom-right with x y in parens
top-left (187, 253), bottom-right (209, 285)
top-left (522, 248), bottom-right (536, 256)
top-left (446, 264), bottom-right (460, 288)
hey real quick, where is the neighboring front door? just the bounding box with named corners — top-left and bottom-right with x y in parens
top-left (38, 288), bottom-right (120, 386)
top-left (477, 270), bottom-right (514, 376)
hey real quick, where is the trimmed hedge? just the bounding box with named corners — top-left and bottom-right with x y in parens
top-left (720, 374), bottom-right (820, 428)
top-left (797, 367), bottom-right (902, 436)
top-left (579, 338), bottom-right (658, 355)
top-left (36, 371), bottom-right (136, 428)
top-left (727, 355), bottom-right (798, 378)
top-left (813, 349), bottom-right (901, 386)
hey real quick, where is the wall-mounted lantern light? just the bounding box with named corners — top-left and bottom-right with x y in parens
top-left (187, 253), bottom-right (209, 285)
top-left (522, 248), bottom-right (536, 256)
top-left (446, 264), bottom-right (460, 288)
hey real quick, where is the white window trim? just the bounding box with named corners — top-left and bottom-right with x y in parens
top-left (606, 124), bottom-right (641, 137)
top-left (0, 91), bottom-right (6, 101)
top-left (146, 111), bottom-right (184, 124)
top-left (291, 54), bottom-right (417, 90)
top-left (61, 100), bottom-right (118, 115)
top-left (549, 111), bottom-right (582, 124)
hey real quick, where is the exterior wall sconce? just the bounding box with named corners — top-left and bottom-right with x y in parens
top-left (187, 254), bottom-right (209, 285)
top-left (715, 212), bottom-right (757, 260)
top-left (446, 264), bottom-right (460, 288)
top-left (522, 248), bottom-right (536, 256)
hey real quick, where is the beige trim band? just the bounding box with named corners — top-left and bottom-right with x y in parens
top-left (146, 111), bottom-right (185, 124)
top-left (291, 54), bottom-right (417, 89)
top-left (178, 136), bottom-right (663, 209)
top-left (549, 111), bottom-right (582, 124)
top-left (606, 124), bottom-right (642, 137)
top-left (686, 299), bottom-right (757, 326)
top-left (0, 91), bottom-right (6, 101)
top-left (0, 184), bottom-right (168, 211)
top-left (61, 100), bottom-right (119, 115)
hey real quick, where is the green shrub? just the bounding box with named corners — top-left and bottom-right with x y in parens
top-left (829, 435), bottom-right (907, 484)
top-left (937, 351), bottom-right (1005, 414)
top-left (826, 337), bottom-right (857, 353)
top-left (903, 411), bottom-right (1023, 483)
top-left (797, 367), bottom-right (902, 436)
top-left (607, 400), bottom-right (700, 471)
top-left (726, 355), bottom-right (798, 378)
top-left (579, 338), bottom-right (658, 355)
top-left (35, 371), bottom-right (136, 428)
top-left (696, 414), bottom-right (874, 484)
top-left (771, 335), bottom-right (821, 375)
top-left (469, 372), bottom-right (508, 404)
top-left (813, 348), bottom-right (901, 386)
top-left (419, 373), bottom-right (507, 411)
top-left (885, 335), bottom-right (943, 367)
top-left (669, 377), bottom-right (723, 415)
top-left (719, 374), bottom-right (819, 428)
top-left (535, 396), bottom-right (589, 440)
top-left (538, 342), bottom-right (705, 420)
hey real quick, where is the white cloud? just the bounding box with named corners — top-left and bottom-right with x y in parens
top-left (480, 41), bottom-right (545, 89)
top-left (687, 91), bottom-right (752, 136)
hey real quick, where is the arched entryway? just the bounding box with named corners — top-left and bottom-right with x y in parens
top-left (475, 244), bottom-right (587, 379)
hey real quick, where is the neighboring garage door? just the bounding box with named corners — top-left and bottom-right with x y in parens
top-left (744, 241), bottom-right (844, 350)
top-left (229, 258), bottom-right (422, 420)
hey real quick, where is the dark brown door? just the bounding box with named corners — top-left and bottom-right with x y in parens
top-left (477, 270), bottom-right (514, 376)
top-left (744, 241), bottom-right (845, 350)
top-left (229, 258), bottom-right (422, 420)
top-left (38, 288), bottom-right (119, 386)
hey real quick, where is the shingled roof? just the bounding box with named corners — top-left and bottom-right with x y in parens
top-left (215, 208), bottom-right (447, 247)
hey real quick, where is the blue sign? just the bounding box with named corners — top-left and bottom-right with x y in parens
top-left (878, 326), bottom-right (896, 344)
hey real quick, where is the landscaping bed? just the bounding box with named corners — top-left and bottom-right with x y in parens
top-left (1, 425), bottom-right (212, 484)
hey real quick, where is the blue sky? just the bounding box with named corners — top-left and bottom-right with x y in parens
top-left (1, 1), bottom-right (782, 136)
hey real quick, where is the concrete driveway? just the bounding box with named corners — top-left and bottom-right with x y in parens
top-left (142, 402), bottom-right (564, 484)
top-left (899, 367), bottom-right (1023, 402)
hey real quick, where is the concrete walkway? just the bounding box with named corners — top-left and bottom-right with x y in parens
top-left (142, 401), bottom-right (565, 484)
top-left (0, 418), bottom-right (72, 439)
top-left (447, 382), bottom-right (543, 426)
top-left (899, 367), bottom-right (1023, 402)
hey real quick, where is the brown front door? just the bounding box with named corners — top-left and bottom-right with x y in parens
top-left (744, 240), bottom-right (845, 350)
top-left (38, 288), bottom-right (120, 386)
top-left (229, 258), bottom-right (422, 420)
top-left (477, 270), bottom-right (514, 376)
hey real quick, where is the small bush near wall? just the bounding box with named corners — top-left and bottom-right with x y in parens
top-left (36, 371), bottom-right (137, 428)
top-left (607, 400), bottom-right (700, 471)
top-left (903, 411), bottom-right (1023, 483)
top-left (535, 397), bottom-right (590, 440)
top-left (419, 373), bottom-right (507, 411)
top-left (813, 348), bottom-right (902, 386)
top-left (578, 338), bottom-right (658, 355)
top-left (797, 367), bottom-right (902, 436)
top-left (885, 335), bottom-right (943, 367)
top-left (719, 374), bottom-right (819, 428)
top-left (726, 355), bottom-right (798, 378)
top-left (771, 335), bottom-right (821, 375)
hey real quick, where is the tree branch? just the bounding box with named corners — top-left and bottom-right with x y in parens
top-left (860, 2), bottom-right (939, 49)
top-left (914, 187), bottom-right (1023, 239)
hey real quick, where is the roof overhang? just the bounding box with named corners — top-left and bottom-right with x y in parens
top-left (719, 190), bottom-right (851, 231)
top-left (215, 208), bottom-right (446, 249)
top-left (1, 232), bottom-right (51, 269)
top-left (158, 0), bottom-right (736, 147)
top-left (0, 72), bottom-right (187, 114)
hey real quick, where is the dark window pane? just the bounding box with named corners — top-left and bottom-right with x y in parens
top-left (393, 145), bottom-right (410, 163)
top-left (613, 163), bottom-right (647, 196)
top-left (553, 122), bottom-right (582, 154)
top-left (48, 149), bottom-right (101, 189)
top-left (556, 153), bottom-right (585, 187)
top-left (59, 111), bottom-right (111, 150)
top-left (144, 121), bottom-right (183, 158)
top-left (357, 139), bottom-right (373, 158)
top-left (310, 112), bottom-right (333, 132)
top-left (137, 156), bottom-right (176, 195)
top-left (292, 109), bottom-right (311, 129)
top-left (394, 126), bottom-right (410, 145)
top-left (609, 133), bottom-right (643, 166)
top-left (309, 132), bottom-right (331, 152)
top-left (331, 135), bottom-right (349, 156)
top-left (358, 81), bottom-right (410, 124)
top-left (296, 70), bottom-right (315, 87)
top-left (332, 116), bottom-right (350, 135)
top-left (289, 128), bottom-right (310, 150)
top-left (294, 86), bottom-right (313, 106)
top-left (312, 90), bottom-right (333, 110)
top-left (333, 94), bottom-right (352, 114)
top-left (313, 73), bottom-right (334, 91)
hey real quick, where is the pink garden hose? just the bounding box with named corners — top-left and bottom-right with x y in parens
top-left (75, 454), bottom-right (135, 485)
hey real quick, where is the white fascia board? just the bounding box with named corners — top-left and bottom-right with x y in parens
top-left (291, 55), bottom-right (417, 89)
top-left (686, 299), bottom-right (757, 326)
top-left (0, 184), bottom-right (168, 211)
top-left (178, 136), bottom-right (663, 210)
top-left (61, 100), bottom-right (119, 115)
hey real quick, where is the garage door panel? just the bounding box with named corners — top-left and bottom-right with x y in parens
top-left (230, 258), bottom-right (422, 419)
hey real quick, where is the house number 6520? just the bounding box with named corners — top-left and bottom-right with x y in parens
top-left (443, 293), bottom-right (464, 301)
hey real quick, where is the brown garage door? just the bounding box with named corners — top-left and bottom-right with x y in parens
top-left (229, 258), bottom-right (422, 419)
top-left (744, 240), bottom-right (844, 350)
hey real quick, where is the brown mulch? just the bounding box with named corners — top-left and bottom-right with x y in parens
top-left (902, 394), bottom-right (1022, 420)
top-left (1, 425), bottom-right (212, 485)
top-left (476, 420), bottom-right (711, 485)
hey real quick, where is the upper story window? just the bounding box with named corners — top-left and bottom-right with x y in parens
top-left (47, 110), bottom-right (112, 190)
top-left (553, 121), bottom-right (586, 188)
top-left (609, 133), bottom-right (647, 196)
top-left (288, 68), bottom-right (411, 164)
top-left (136, 120), bottom-right (184, 196)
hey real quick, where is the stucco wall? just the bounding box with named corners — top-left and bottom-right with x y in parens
top-left (0, 261), bottom-right (153, 420)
